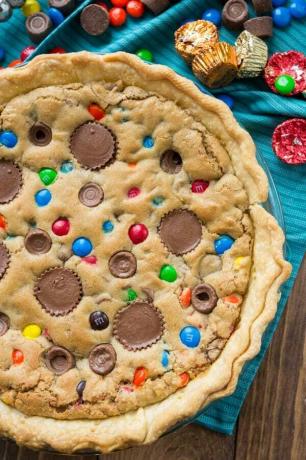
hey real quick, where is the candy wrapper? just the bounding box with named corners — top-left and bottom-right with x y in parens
top-left (272, 118), bottom-right (306, 165)
top-left (192, 42), bottom-right (238, 88)
top-left (235, 30), bottom-right (268, 78)
top-left (265, 51), bottom-right (306, 95)
top-left (175, 20), bottom-right (219, 64)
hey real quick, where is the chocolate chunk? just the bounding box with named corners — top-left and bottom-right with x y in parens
top-left (0, 313), bottom-right (10, 336)
top-left (108, 251), bottom-right (137, 279)
top-left (244, 17), bottom-right (273, 38)
top-left (0, 160), bottom-right (22, 204)
top-left (88, 344), bottom-right (116, 376)
top-left (70, 122), bottom-right (117, 170)
top-left (0, 242), bottom-right (9, 281)
top-left (78, 182), bottom-right (104, 207)
top-left (192, 283), bottom-right (218, 314)
top-left (29, 122), bottom-right (52, 146)
top-left (252, 0), bottom-right (272, 15)
top-left (35, 268), bottom-right (83, 316)
top-left (26, 13), bottom-right (52, 44)
top-left (44, 346), bottom-right (75, 375)
top-left (89, 311), bottom-right (109, 330)
top-left (76, 380), bottom-right (86, 398)
top-left (48, 0), bottom-right (75, 15)
top-left (80, 4), bottom-right (109, 36)
top-left (158, 209), bottom-right (202, 255)
top-left (114, 301), bottom-right (164, 351)
top-left (25, 228), bottom-right (52, 255)
top-left (160, 150), bottom-right (182, 174)
top-left (222, 0), bottom-right (249, 30)
top-left (141, 0), bottom-right (169, 15)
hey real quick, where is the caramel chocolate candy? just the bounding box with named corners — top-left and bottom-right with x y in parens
top-left (0, 160), bottom-right (22, 204)
top-left (26, 13), bottom-right (53, 44)
top-left (192, 284), bottom-right (218, 314)
top-left (78, 183), bottom-right (104, 207)
top-left (192, 42), bottom-right (238, 88)
top-left (25, 228), bottom-right (52, 255)
top-left (80, 4), bottom-right (109, 36)
top-left (44, 346), bottom-right (75, 375)
top-left (175, 20), bottom-right (219, 64)
top-left (29, 122), bottom-right (52, 146)
top-left (158, 209), bottom-right (202, 255)
top-left (108, 251), bottom-right (137, 278)
top-left (141, 0), bottom-right (169, 15)
top-left (88, 344), bottom-right (116, 376)
top-left (222, 0), bottom-right (249, 30)
top-left (243, 17), bottom-right (273, 38)
top-left (252, 0), bottom-right (272, 16)
top-left (0, 242), bottom-right (10, 281)
top-left (160, 150), bottom-right (182, 174)
top-left (48, 0), bottom-right (75, 15)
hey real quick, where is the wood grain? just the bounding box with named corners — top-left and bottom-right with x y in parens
top-left (0, 255), bottom-right (304, 460)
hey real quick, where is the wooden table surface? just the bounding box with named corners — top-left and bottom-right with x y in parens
top-left (1, 255), bottom-right (305, 460)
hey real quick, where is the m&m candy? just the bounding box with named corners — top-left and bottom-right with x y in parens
top-left (20, 45), bottom-right (36, 61)
top-left (60, 161), bottom-right (74, 173)
top-left (124, 288), bottom-right (137, 301)
top-left (88, 103), bottom-right (105, 120)
top-left (143, 135), bottom-right (154, 148)
top-left (35, 189), bottom-right (52, 207)
top-left (161, 350), bottom-right (170, 367)
top-left (89, 311), bottom-right (109, 330)
top-left (289, 0), bottom-right (306, 19)
top-left (274, 74), bottom-right (296, 95)
top-left (133, 367), bottom-right (148, 386)
top-left (12, 349), bottom-right (24, 365)
top-left (72, 237), bottom-right (93, 257)
top-left (22, 0), bottom-right (40, 17)
top-left (214, 235), bottom-right (234, 255)
top-left (191, 180), bottom-right (209, 193)
top-left (159, 264), bottom-right (177, 282)
top-left (102, 220), bottom-right (114, 233)
top-left (126, 0), bottom-right (144, 17)
top-left (22, 324), bottom-right (41, 339)
top-left (179, 372), bottom-right (190, 387)
top-left (127, 187), bottom-right (141, 198)
top-left (128, 223), bottom-right (148, 244)
top-left (272, 7), bottom-right (291, 27)
top-left (180, 326), bottom-right (201, 348)
top-left (39, 167), bottom-right (57, 185)
top-left (109, 7), bottom-right (126, 26)
top-left (0, 131), bottom-right (18, 148)
top-left (52, 218), bottom-right (70, 236)
top-left (202, 8), bottom-right (221, 27)
top-left (136, 48), bottom-right (153, 62)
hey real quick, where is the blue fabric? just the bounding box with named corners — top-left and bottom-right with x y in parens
top-left (1, 0), bottom-right (306, 436)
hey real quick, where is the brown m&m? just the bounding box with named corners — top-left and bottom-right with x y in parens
top-left (70, 122), bottom-right (116, 170)
top-left (25, 228), bottom-right (52, 255)
top-left (192, 42), bottom-right (238, 89)
top-left (222, 0), bottom-right (249, 30)
top-left (0, 313), bottom-right (10, 336)
top-left (26, 13), bottom-right (53, 44)
top-left (175, 20), bottom-right (219, 64)
top-left (78, 183), bottom-right (104, 207)
top-left (80, 4), bottom-right (109, 36)
top-left (192, 283), bottom-right (218, 314)
top-left (0, 242), bottom-right (10, 280)
top-left (158, 209), bottom-right (202, 255)
top-left (0, 160), bottom-right (22, 204)
top-left (44, 346), bottom-right (75, 375)
top-left (88, 344), bottom-right (116, 376)
top-left (114, 301), bottom-right (164, 351)
top-left (35, 267), bottom-right (83, 316)
top-left (108, 251), bottom-right (137, 278)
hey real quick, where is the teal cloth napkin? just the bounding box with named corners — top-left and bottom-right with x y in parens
top-left (1, 0), bottom-right (305, 436)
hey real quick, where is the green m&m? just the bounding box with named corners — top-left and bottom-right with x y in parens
top-left (136, 49), bottom-right (153, 63)
top-left (274, 74), bottom-right (295, 95)
top-left (159, 264), bottom-right (177, 282)
top-left (123, 288), bottom-right (138, 302)
top-left (39, 168), bottom-right (57, 186)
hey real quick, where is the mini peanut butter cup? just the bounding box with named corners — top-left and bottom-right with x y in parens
top-left (34, 267), bottom-right (83, 316)
top-left (29, 122), bottom-right (52, 146)
top-left (0, 242), bottom-right (10, 281)
top-left (88, 344), bottom-right (116, 376)
top-left (70, 122), bottom-right (117, 170)
top-left (25, 228), bottom-right (52, 255)
top-left (160, 150), bottom-right (183, 174)
top-left (158, 209), bottom-right (202, 255)
top-left (113, 301), bottom-right (164, 351)
top-left (44, 346), bottom-right (75, 375)
top-left (108, 251), bottom-right (137, 279)
top-left (192, 283), bottom-right (218, 314)
top-left (78, 182), bottom-right (104, 207)
top-left (0, 160), bottom-right (22, 204)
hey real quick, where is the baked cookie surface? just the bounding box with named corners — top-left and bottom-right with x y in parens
top-left (0, 52), bottom-right (290, 453)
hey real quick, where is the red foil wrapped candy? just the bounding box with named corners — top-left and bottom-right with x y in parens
top-left (272, 118), bottom-right (306, 165)
top-left (265, 51), bottom-right (306, 95)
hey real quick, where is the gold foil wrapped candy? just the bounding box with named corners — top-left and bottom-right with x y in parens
top-left (235, 30), bottom-right (268, 78)
top-left (192, 42), bottom-right (238, 89)
top-left (175, 20), bottom-right (219, 64)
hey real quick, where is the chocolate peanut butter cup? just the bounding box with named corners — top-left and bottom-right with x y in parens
top-left (192, 283), bottom-right (218, 314)
top-left (44, 346), bottom-right (75, 375)
top-left (25, 228), bottom-right (52, 255)
top-left (0, 160), bottom-right (22, 204)
top-left (88, 344), bottom-right (116, 376)
top-left (0, 242), bottom-right (10, 281)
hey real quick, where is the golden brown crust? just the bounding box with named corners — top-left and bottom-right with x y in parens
top-left (0, 52), bottom-right (290, 454)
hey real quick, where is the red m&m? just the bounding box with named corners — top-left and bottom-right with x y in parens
top-left (191, 180), bottom-right (209, 193)
top-left (133, 367), bottom-right (148, 386)
top-left (52, 218), bottom-right (70, 236)
top-left (126, 0), bottom-right (145, 17)
top-left (88, 103), bottom-right (105, 120)
top-left (12, 349), bottom-right (24, 365)
top-left (127, 187), bottom-right (141, 198)
top-left (128, 223), bottom-right (148, 244)
top-left (109, 7), bottom-right (127, 26)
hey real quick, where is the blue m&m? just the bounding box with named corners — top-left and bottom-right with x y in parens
top-left (202, 8), bottom-right (221, 26)
top-left (35, 189), bottom-right (52, 207)
top-left (72, 237), bottom-right (93, 257)
top-left (214, 235), bottom-right (234, 255)
top-left (289, 0), bottom-right (306, 19)
top-left (0, 131), bottom-right (18, 148)
top-left (60, 161), bottom-right (74, 173)
top-left (273, 7), bottom-right (292, 27)
top-left (180, 326), bottom-right (201, 348)
top-left (102, 220), bottom-right (114, 233)
top-left (143, 136), bottom-right (154, 148)
top-left (272, 0), bottom-right (287, 6)
top-left (161, 350), bottom-right (170, 367)
top-left (47, 7), bottom-right (64, 26)
top-left (0, 47), bottom-right (5, 63)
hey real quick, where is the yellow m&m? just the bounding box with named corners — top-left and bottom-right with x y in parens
top-left (22, 0), bottom-right (41, 17)
top-left (234, 256), bottom-right (247, 269)
top-left (22, 324), bottom-right (41, 339)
